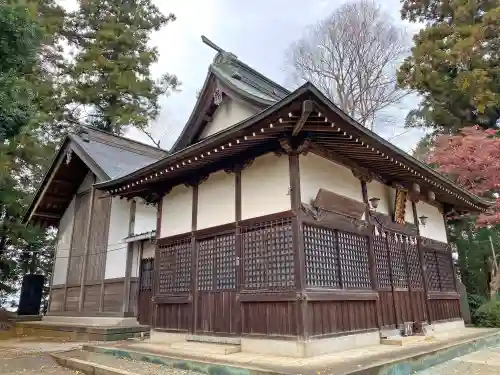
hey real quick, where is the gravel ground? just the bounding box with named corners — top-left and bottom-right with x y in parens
top-left (415, 347), bottom-right (500, 375)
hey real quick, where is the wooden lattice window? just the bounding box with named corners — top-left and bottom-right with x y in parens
top-left (406, 241), bottom-right (423, 289)
top-left (373, 234), bottom-right (391, 289)
top-left (304, 225), bottom-right (340, 288)
top-left (338, 231), bottom-right (371, 289)
top-left (387, 234), bottom-right (409, 289)
top-left (140, 258), bottom-right (154, 291)
top-left (241, 218), bottom-right (294, 290)
top-left (197, 234), bottom-right (236, 291)
top-left (158, 238), bottom-right (191, 294)
top-left (436, 252), bottom-right (455, 291)
top-left (424, 251), bottom-right (440, 291)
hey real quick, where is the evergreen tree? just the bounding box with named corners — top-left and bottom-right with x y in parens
top-left (398, 0), bottom-right (500, 133)
top-left (63, 0), bottom-right (180, 134)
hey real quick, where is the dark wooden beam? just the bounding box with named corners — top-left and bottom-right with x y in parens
top-left (79, 182), bottom-right (96, 312)
top-left (190, 184), bottom-right (198, 334)
top-left (292, 100), bottom-right (314, 136)
top-left (33, 212), bottom-right (61, 219)
top-left (122, 200), bottom-right (136, 313)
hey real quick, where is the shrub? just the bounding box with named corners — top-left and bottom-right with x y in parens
top-left (474, 300), bottom-right (500, 327)
top-left (468, 294), bottom-right (486, 323)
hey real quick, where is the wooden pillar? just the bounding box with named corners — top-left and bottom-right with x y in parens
top-left (190, 183), bottom-right (199, 334)
top-left (122, 199), bottom-right (136, 313)
top-left (136, 240), bottom-right (144, 318)
top-left (235, 167), bottom-right (242, 335)
top-left (47, 230), bottom-right (61, 313)
top-left (79, 182), bottom-right (96, 312)
top-left (360, 179), bottom-right (382, 329)
top-left (152, 196), bottom-right (163, 328)
top-left (289, 152), bottom-right (308, 340)
top-left (442, 210), bottom-right (459, 292)
top-left (412, 200), bottom-right (431, 324)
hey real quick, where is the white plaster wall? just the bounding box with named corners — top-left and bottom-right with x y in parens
top-left (241, 153), bottom-right (291, 220)
top-left (300, 153), bottom-right (364, 205)
top-left (199, 99), bottom-right (256, 139)
top-left (142, 241), bottom-right (155, 259)
top-left (104, 197), bottom-right (131, 279)
top-left (197, 171), bottom-right (235, 230)
top-left (77, 171), bottom-right (94, 193)
top-left (160, 184), bottom-right (193, 237)
top-left (133, 201), bottom-right (156, 235)
top-left (416, 201), bottom-right (447, 242)
top-left (52, 197), bottom-right (75, 285)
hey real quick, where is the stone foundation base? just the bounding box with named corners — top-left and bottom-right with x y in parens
top-left (432, 319), bottom-right (466, 334)
top-left (42, 316), bottom-right (140, 327)
top-left (149, 330), bottom-right (380, 358)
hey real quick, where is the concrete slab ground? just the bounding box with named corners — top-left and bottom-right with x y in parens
top-left (0, 339), bottom-right (85, 374)
top-left (51, 328), bottom-right (500, 375)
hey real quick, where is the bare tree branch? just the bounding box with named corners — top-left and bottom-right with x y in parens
top-left (140, 128), bottom-right (161, 148)
top-left (285, 0), bottom-right (411, 131)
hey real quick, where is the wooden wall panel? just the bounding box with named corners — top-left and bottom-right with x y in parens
top-left (103, 282), bottom-right (124, 312)
top-left (129, 280), bottom-right (138, 316)
top-left (49, 288), bottom-right (65, 312)
top-left (241, 301), bottom-right (297, 336)
top-left (65, 287), bottom-right (81, 312)
top-left (430, 299), bottom-right (461, 322)
top-left (86, 191), bottom-right (111, 282)
top-left (83, 285), bottom-right (101, 312)
top-left (156, 303), bottom-right (190, 331)
top-left (67, 192), bottom-right (91, 285)
top-left (196, 291), bottom-right (238, 335)
top-left (138, 290), bottom-right (153, 326)
top-left (308, 300), bottom-right (377, 336)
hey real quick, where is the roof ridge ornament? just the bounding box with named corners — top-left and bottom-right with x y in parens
top-left (201, 35), bottom-right (237, 65)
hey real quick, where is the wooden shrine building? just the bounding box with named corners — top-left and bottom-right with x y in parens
top-left (95, 40), bottom-right (490, 356)
top-left (24, 127), bottom-right (162, 322)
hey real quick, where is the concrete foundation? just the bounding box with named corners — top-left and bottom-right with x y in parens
top-left (433, 319), bottom-right (465, 334)
top-left (41, 316), bottom-right (140, 327)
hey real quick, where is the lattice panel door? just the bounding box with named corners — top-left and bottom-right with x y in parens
top-left (406, 241), bottom-right (423, 289)
top-left (373, 234), bottom-right (391, 289)
top-left (338, 231), bottom-right (371, 289)
top-left (424, 251), bottom-right (440, 291)
top-left (303, 225), bottom-right (340, 288)
top-left (436, 252), bottom-right (455, 291)
top-left (388, 234), bottom-right (409, 289)
top-left (140, 258), bottom-right (154, 292)
top-left (241, 218), bottom-right (294, 290)
top-left (158, 238), bottom-right (191, 294)
top-left (197, 238), bottom-right (214, 291)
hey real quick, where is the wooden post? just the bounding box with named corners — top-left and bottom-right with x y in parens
top-left (46, 229), bottom-right (61, 314)
top-left (190, 183), bottom-right (199, 334)
top-left (136, 240), bottom-right (144, 319)
top-left (122, 200), bottom-right (136, 313)
top-left (360, 179), bottom-right (382, 329)
top-left (79, 182), bottom-right (96, 312)
top-left (152, 196), bottom-right (163, 328)
top-left (289, 152), bottom-right (308, 340)
top-left (413, 201), bottom-right (431, 324)
top-left (235, 167), bottom-right (242, 335)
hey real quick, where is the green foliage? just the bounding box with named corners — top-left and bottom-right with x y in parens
top-left (468, 294), bottom-right (487, 324)
top-left (398, 0), bottom-right (500, 132)
top-left (63, 0), bottom-right (180, 134)
top-left (474, 300), bottom-right (500, 327)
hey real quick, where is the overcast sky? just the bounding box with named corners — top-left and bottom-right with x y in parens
top-left (62, 0), bottom-right (426, 152)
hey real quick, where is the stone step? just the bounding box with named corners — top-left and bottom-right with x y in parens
top-left (381, 335), bottom-right (435, 346)
top-left (186, 334), bottom-right (241, 345)
top-left (170, 341), bottom-right (241, 355)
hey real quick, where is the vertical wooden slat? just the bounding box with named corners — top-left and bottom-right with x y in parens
top-left (122, 200), bottom-right (136, 313)
top-left (413, 200), bottom-right (431, 324)
top-left (385, 232), bottom-right (399, 327)
top-left (360, 179), bottom-right (381, 329)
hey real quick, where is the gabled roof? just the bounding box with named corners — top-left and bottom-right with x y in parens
top-left (171, 39), bottom-right (289, 153)
top-left (24, 127), bottom-right (168, 227)
top-left (96, 82), bottom-right (491, 213)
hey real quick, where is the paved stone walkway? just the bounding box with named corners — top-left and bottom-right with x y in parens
top-left (416, 347), bottom-right (500, 375)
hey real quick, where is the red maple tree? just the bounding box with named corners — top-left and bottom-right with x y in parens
top-left (427, 126), bottom-right (499, 225)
